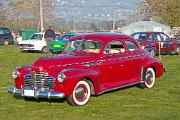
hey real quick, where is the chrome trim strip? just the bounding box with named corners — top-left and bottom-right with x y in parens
top-left (98, 82), bottom-right (141, 95)
top-left (50, 53), bottom-right (146, 68)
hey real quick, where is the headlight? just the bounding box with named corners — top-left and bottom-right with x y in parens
top-left (12, 69), bottom-right (19, 79)
top-left (142, 45), bottom-right (145, 49)
top-left (57, 73), bottom-right (66, 83)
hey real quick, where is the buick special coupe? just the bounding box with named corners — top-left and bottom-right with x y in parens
top-left (8, 32), bottom-right (164, 106)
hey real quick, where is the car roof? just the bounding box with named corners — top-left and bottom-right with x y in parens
top-left (33, 32), bottom-right (60, 35)
top-left (71, 32), bottom-right (130, 43)
top-left (132, 31), bottom-right (164, 34)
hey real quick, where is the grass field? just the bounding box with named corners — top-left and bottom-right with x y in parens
top-left (0, 46), bottom-right (180, 120)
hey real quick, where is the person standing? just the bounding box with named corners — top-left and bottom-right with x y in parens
top-left (11, 31), bottom-right (16, 44)
top-left (44, 26), bottom-right (55, 53)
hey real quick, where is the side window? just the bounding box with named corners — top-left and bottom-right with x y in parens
top-left (104, 41), bottom-right (125, 54)
top-left (125, 40), bottom-right (138, 51)
top-left (154, 33), bottom-right (161, 41)
top-left (160, 33), bottom-right (169, 41)
top-left (139, 33), bottom-right (147, 41)
top-left (148, 34), bottom-right (153, 40)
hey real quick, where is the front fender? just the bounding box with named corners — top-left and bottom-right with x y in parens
top-left (53, 68), bottom-right (102, 96)
top-left (15, 66), bottom-right (31, 89)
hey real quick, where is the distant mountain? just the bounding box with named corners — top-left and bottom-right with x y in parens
top-left (54, 0), bottom-right (142, 21)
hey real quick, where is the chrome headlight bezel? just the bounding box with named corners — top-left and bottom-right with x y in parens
top-left (57, 73), bottom-right (66, 83)
top-left (12, 69), bottom-right (20, 79)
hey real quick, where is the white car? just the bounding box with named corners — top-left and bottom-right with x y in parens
top-left (18, 32), bottom-right (60, 53)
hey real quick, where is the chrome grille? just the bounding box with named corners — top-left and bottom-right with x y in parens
top-left (24, 72), bottom-right (55, 90)
top-left (24, 75), bottom-right (33, 87)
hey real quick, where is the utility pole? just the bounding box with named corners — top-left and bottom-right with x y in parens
top-left (112, 8), bottom-right (116, 31)
top-left (73, 18), bottom-right (76, 32)
top-left (40, 0), bottom-right (44, 32)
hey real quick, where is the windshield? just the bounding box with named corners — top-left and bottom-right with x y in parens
top-left (0, 29), bottom-right (4, 34)
top-left (131, 33), bottom-right (148, 41)
top-left (30, 34), bottom-right (43, 40)
top-left (64, 39), bottom-right (102, 54)
top-left (61, 35), bottom-right (74, 40)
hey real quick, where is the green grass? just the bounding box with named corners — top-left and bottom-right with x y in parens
top-left (0, 46), bottom-right (180, 120)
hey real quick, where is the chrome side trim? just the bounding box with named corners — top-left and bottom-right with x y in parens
top-left (98, 82), bottom-right (141, 95)
top-left (50, 53), bottom-right (146, 68)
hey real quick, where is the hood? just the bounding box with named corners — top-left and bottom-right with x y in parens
top-left (32, 53), bottom-right (97, 71)
top-left (18, 40), bottom-right (43, 44)
top-left (51, 39), bottom-right (67, 45)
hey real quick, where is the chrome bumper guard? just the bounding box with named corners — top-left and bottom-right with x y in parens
top-left (8, 87), bottom-right (65, 99)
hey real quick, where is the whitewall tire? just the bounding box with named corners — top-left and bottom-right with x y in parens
top-left (140, 68), bottom-right (156, 89)
top-left (67, 80), bottom-right (91, 106)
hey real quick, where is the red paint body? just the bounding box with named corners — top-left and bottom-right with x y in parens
top-left (14, 33), bottom-right (164, 96)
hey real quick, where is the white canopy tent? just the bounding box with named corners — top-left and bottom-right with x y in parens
top-left (122, 21), bottom-right (171, 36)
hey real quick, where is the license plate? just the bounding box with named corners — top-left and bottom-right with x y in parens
top-left (54, 44), bottom-right (61, 48)
top-left (24, 89), bottom-right (34, 97)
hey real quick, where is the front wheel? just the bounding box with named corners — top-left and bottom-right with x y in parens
top-left (150, 49), bottom-right (155, 57)
top-left (41, 46), bottom-right (48, 53)
top-left (176, 46), bottom-right (180, 55)
top-left (67, 80), bottom-right (91, 106)
top-left (4, 40), bottom-right (9, 46)
top-left (139, 68), bottom-right (156, 89)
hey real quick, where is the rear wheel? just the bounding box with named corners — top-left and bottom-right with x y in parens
top-left (67, 80), bottom-right (91, 106)
top-left (139, 68), bottom-right (156, 88)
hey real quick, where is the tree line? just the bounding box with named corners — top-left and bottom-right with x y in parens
top-left (0, 0), bottom-right (179, 33)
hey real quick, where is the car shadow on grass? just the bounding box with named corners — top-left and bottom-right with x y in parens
top-left (94, 84), bottom-right (140, 97)
top-left (13, 94), bottom-right (66, 104)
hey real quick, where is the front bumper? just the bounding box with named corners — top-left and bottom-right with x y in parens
top-left (50, 47), bottom-right (63, 53)
top-left (8, 87), bottom-right (65, 99)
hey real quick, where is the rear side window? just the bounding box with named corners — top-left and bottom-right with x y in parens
top-left (104, 40), bottom-right (125, 54)
top-left (125, 40), bottom-right (138, 51)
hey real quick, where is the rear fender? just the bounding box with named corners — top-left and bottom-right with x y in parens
top-left (141, 58), bottom-right (164, 78)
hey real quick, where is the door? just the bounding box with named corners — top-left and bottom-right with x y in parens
top-left (124, 40), bottom-right (142, 83)
top-left (99, 40), bottom-right (132, 89)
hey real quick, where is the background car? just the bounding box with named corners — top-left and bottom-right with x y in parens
top-left (50, 33), bottom-right (77, 53)
top-left (131, 32), bottom-right (180, 56)
top-left (18, 32), bottom-right (60, 53)
top-left (0, 27), bottom-right (13, 45)
top-left (174, 34), bottom-right (180, 41)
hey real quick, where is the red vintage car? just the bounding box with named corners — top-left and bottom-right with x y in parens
top-left (131, 32), bottom-right (180, 56)
top-left (8, 32), bottom-right (164, 106)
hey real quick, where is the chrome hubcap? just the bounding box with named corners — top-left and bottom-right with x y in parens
top-left (75, 84), bottom-right (87, 102)
top-left (145, 71), bottom-right (153, 85)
